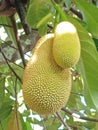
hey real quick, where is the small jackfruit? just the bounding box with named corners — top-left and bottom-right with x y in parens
top-left (23, 34), bottom-right (71, 115)
top-left (53, 21), bottom-right (81, 68)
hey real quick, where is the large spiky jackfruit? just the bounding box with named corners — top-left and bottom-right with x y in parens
top-left (23, 34), bottom-right (71, 115)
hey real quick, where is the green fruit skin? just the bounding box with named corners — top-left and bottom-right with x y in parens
top-left (23, 34), bottom-right (71, 116)
top-left (53, 21), bottom-right (81, 68)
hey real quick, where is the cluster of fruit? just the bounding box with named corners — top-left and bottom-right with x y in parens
top-left (22, 21), bottom-right (81, 115)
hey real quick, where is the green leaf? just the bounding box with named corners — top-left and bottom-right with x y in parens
top-left (38, 24), bottom-right (47, 36)
top-left (74, 0), bottom-right (98, 38)
top-left (45, 116), bottom-right (61, 130)
top-left (0, 103), bottom-right (12, 121)
top-left (20, 114), bottom-right (32, 130)
top-left (67, 78), bottom-right (84, 110)
top-left (68, 17), bottom-right (98, 109)
top-left (26, 0), bottom-right (53, 28)
top-left (0, 113), bottom-right (11, 130)
top-left (25, 121), bottom-right (33, 130)
top-left (64, 0), bottom-right (71, 10)
top-left (0, 78), bottom-right (5, 108)
top-left (93, 38), bottom-right (98, 51)
top-left (0, 17), bottom-right (16, 44)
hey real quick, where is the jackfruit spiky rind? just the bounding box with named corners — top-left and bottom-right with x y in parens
top-left (23, 34), bottom-right (71, 115)
top-left (53, 21), bottom-right (81, 68)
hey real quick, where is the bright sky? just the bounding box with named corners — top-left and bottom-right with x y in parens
top-left (0, 27), bottom-right (7, 40)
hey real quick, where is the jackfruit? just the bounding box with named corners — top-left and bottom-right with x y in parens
top-left (23, 34), bottom-right (71, 115)
top-left (53, 21), bottom-right (81, 68)
top-left (7, 110), bottom-right (22, 130)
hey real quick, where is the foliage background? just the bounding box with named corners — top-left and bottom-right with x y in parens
top-left (0, 0), bottom-right (98, 130)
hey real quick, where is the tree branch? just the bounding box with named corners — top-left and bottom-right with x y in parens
top-left (61, 108), bottom-right (98, 122)
top-left (63, 2), bottom-right (83, 20)
top-left (0, 31), bottom-right (39, 65)
top-left (14, 0), bottom-right (31, 35)
top-left (7, 58), bottom-right (24, 69)
top-left (5, 87), bottom-right (13, 96)
top-left (0, 0), bottom-right (16, 16)
top-left (0, 46), bottom-right (22, 83)
top-left (56, 112), bottom-right (71, 130)
top-left (70, 7), bottom-right (83, 20)
top-left (10, 15), bottom-right (26, 68)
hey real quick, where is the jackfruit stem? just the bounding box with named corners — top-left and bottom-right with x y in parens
top-left (56, 112), bottom-right (71, 130)
top-left (51, 0), bottom-right (67, 21)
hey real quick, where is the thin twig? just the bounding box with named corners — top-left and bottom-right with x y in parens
top-left (5, 87), bottom-right (13, 96)
top-left (14, 78), bottom-right (20, 130)
top-left (0, 24), bottom-right (12, 27)
top-left (56, 112), bottom-right (71, 130)
top-left (14, 0), bottom-right (31, 35)
top-left (71, 91), bottom-right (83, 96)
top-left (8, 44), bottom-right (18, 50)
top-left (61, 108), bottom-right (98, 122)
top-left (70, 7), bottom-right (83, 20)
top-left (0, 46), bottom-right (22, 83)
top-left (7, 58), bottom-right (24, 69)
top-left (63, 3), bottom-right (83, 20)
top-left (10, 15), bottom-right (26, 68)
